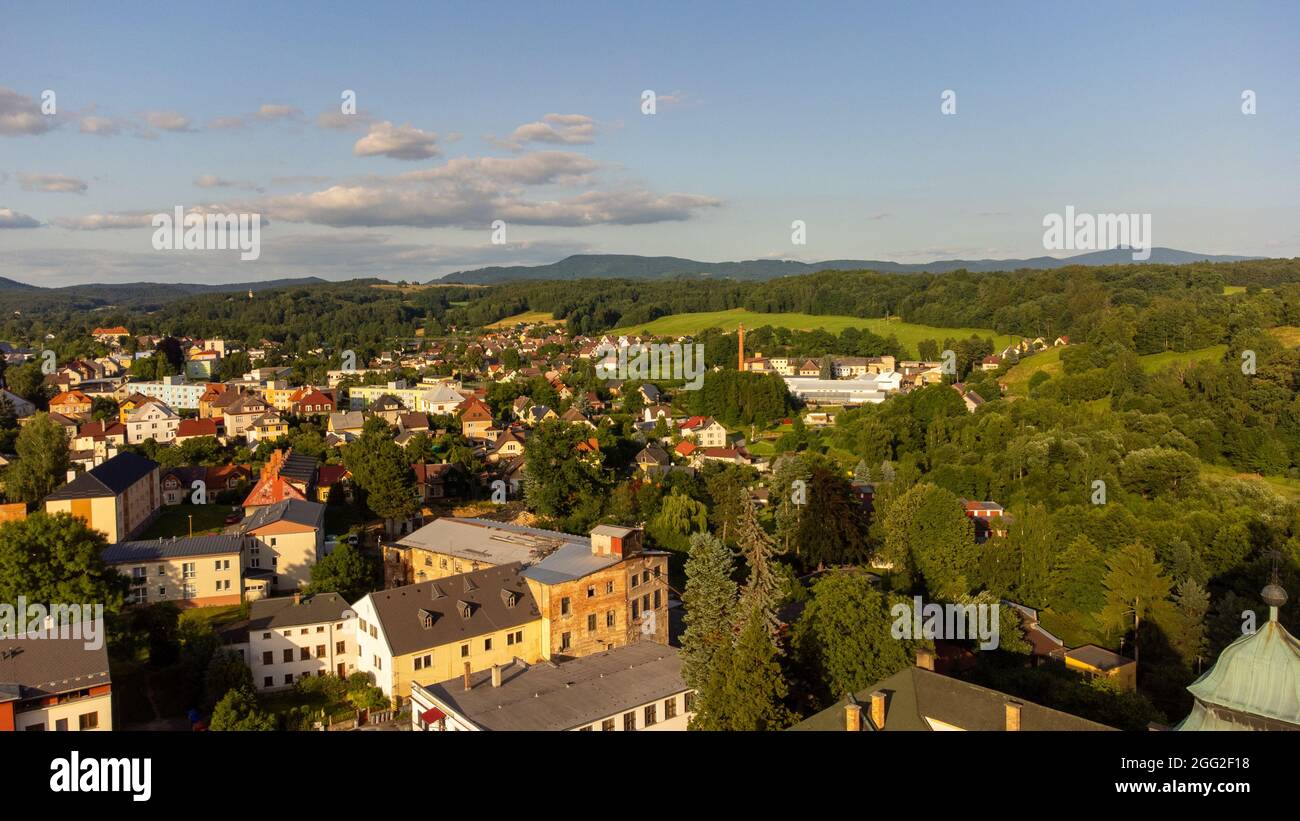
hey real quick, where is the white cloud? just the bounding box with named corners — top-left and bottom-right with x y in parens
top-left (495, 113), bottom-right (596, 149)
top-left (195, 175), bottom-right (265, 193)
top-left (206, 115), bottom-right (247, 130)
top-left (353, 120), bottom-right (441, 160)
top-left (141, 110), bottom-right (194, 132)
top-left (18, 173), bottom-right (88, 194)
top-left (0, 87), bottom-right (56, 136)
top-left (255, 104), bottom-right (303, 122)
top-left (0, 207), bottom-right (42, 228)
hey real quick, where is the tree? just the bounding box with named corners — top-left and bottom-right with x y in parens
top-left (1171, 578), bottom-right (1210, 672)
top-left (0, 511), bottom-right (127, 613)
top-left (203, 649), bottom-right (254, 712)
top-left (795, 466), bottom-right (869, 569)
top-left (1119, 447), bottom-right (1199, 498)
top-left (4, 412), bottom-right (72, 505)
top-left (691, 610), bottom-right (795, 731)
top-left (1099, 542), bottom-right (1176, 672)
top-left (343, 420), bottom-right (418, 526)
top-left (647, 488), bottom-right (709, 553)
top-left (307, 542), bottom-right (377, 602)
top-left (680, 533), bottom-right (738, 691)
top-left (521, 419), bottom-right (608, 526)
top-left (703, 464), bottom-right (751, 545)
top-left (733, 491), bottom-right (784, 643)
top-left (792, 570), bottom-right (912, 705)
top-left (853, 459), bottom-right (872, 483)
top-left (1011, 504), bottom-right (1054, 608)
top-left (209, 686), bottom-right (276, 730)
top-left (882, 482), bottom-right (976, 598)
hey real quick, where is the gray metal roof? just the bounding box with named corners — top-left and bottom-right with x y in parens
top-left (45, 451), bottom-right (158, 501)
top-left (236, 498), bottom-right (325, 533)
top-left (393, 517), bottom-right (584, 567)
top-left (104, 534), bottom-right (244, 563)
top-left (424, 642), bottom-right (686, 731)
top-left (521, 541), bottom-right (619, 585)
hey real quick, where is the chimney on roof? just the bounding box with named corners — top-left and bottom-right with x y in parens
top-left (293, 592), bottom-right (301, 606)
top-left (462, 661), bottom-right (472, 691)
top-left (1005, 701), bottom-right (1022, 732)
top-left (491, 664), bottom-right (502, 688)
top-left (869, 690), bottom-right (886, 730)
top-left (844, 701), bottom-right (862, 732)
top-left (66, 469), bottom-right (77, 483)
top-left (916, 647), bottom-right (936, 671)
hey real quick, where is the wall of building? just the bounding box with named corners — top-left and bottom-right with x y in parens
top-left (14, 690), bottom-right (113, 732)
top-left (246, 618), bottom-right (356, 691)
top-left (115, 551), bottom-right (242, 607)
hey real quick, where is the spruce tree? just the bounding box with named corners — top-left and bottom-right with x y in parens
top-left (680, 533), bottom-right (737, 691)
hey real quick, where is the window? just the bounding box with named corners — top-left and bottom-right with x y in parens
top-left (182, 562), bottom-right (195, 579)
top-left (507, 632), bottom-right (516, 646)
top-left (158, 586), bottom-right (166, 598)
top-left (665, 697), bottom-right (677, 720)
top-left (642, 570), bottom-right (650, 584)
top-left (262, 651), bottom-right (273, 665)
top-left (359, 618), bottom-right (367, 632)
top-left (606, 610), bottom-right (615, 628)
top-left (414, 656), bottom-right (423, 671)
top-left (284, 674), bottom-right (293, 685)
top-left (605, 581), bottom-right (614, 594)
top-left (644, 704), bottom-right (657, 726)
top-left (56, 718), bottom-right (68, 731)
top-left (560, 597), bottom-right (571, 616)
top-left (560, 632), bottom-right (571, 651)
top-left (601, 718), bottom-right (615, 732)
top-left (513, 630), bottom-right (523, 644)
top-left (623, 711), bottom-right (636, 731)
top-left (315, 645), bottom-right (326, 658)
top-left (654, 590), bottom-right (661, 609)
top-left (632, 600), bottom-right (639, 619)
top-left (586, 585), bottom-right (596, 598)
top-left (369, 625), bottom-right (377, 639)
top-left (336, 641), bottom-right (346, 654)
top-left (300, 648), bottom-right (311, 662)
top-left (283, 649), bottom-right (293, 663)
top-left (630, 574), bottom-right (639, 588)
top-left (214, 559), bottom-right (221, 570)
top-left (685, 692), bottom-right (696, 712)
top-left (78, 712), bottom-right (99, 730)
top-left (262, 632), bottom-right (271, 640)
top-left (460, 644), bottom-right (469, 658)
top-left (578, 725), bottom-right (592, 731)
top-left (587, 614), bottom-right (597, 632)
top-left (374, 656), bottom-right (382, 669)
top-left (270, 537), bottom-right (277, 547)
top-left (132, 566), bottom-right (146, 580)
top-left (264, 676), bottom-right (273, 687)
top-left (316, 625), bottom-right (325, 633)
top-left (300, 628), bottom-right (308, 636)
top-left (484, 637), bottom-right (492, 651)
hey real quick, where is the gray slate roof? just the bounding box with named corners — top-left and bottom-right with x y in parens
top-left (790, 666), bottom-right (1114, 731)
top-left (366, 562), bottom-right (539, 656)
top-left (104, 534), bottom-right (244, 563)
top-left (247, 592), bottom-right (352, 630)
top-left (520, 541), bottom-right (620, 585)
top-left (0, 633), bottom-right (112, 699)
top-left (425, 642), bottom-right (686, 731)
top-left (236, 498), bottom-right (325, 533)
top-left (45, 451), bottom-right (157, 501)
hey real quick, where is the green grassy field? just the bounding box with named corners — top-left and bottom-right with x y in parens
top-left (1269, 326), bottom-right (1300, 347)
top-left (141, 504), bottom-right (231, 539)
top-left (614, 308), bottom-right (1012, 356)
top-left (486, 310), bottom-right (559, 328)
top-left (1138, 345), bottom-right (1228, 373)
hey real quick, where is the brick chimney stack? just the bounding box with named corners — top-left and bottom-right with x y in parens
top-left (462, 661), bottom-right (472, 691)
top-left (491, 664), bottom-right (502, 688)
top-left (916, 647), bottom-right (936, 671)
top-left (737, 323), bottom-right (745, 371)
top-left (844, 702), bottom-right (862, 731)
top-left (1005, 701), bottom-right (1022, 731)
top-left (869, 690), bottom-right (886, 730)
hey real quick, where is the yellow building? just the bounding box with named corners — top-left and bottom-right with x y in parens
top-left (103, 534), bottom-right (248, 607)
top-left (235, 498), bottom-right (326, 593)
top-left (351, 562), bottom-right (545, 704)
top-left (44, 452), bottom-right (160, 544)
top-left (1064, 645), bottom-right (1137, 692)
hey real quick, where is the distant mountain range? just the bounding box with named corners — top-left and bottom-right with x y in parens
top-left (0, 276), bottom-right (332, 311)
top-left (437, 248), bottom-right (1262, 284)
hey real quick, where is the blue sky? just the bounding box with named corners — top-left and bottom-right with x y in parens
top-left (1, 0), bottom-right (1298, 285)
